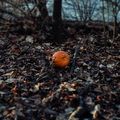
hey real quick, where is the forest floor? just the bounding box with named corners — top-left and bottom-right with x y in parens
top-left (0, 21), bottom-right (120, 120)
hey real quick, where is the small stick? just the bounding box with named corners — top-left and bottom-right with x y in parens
top-left (70, 42), bottom-right (80, 74)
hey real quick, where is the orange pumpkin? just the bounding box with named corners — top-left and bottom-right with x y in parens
top-left (52, 51), bottom-right (70, 68)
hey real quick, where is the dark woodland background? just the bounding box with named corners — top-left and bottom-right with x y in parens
top-left (0, 0), bottom-right (120, 120)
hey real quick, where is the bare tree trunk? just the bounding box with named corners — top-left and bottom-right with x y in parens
top-left (113, 14), bottom-right (117, 40)
top-left (112, 0), bottom-right (118, 41)
top-left (101, 0), bottom-right (107, 52)
top-left (106, 0), bottom-right (110, 23)
top-left (101, 0), bottom-right (106, 37)
top-left (0, 1), bottom-right (3, 21)
top-left (53, 0), bottom-right (62, 43)
top-left (106, 0), bottom-right (110, 38)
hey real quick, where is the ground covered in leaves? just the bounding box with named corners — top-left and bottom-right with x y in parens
top-left (0, 30), bottom-right (120, 120)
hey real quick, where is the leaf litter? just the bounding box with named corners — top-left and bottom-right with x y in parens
top-left (0, 33), bottom-right (120, 120)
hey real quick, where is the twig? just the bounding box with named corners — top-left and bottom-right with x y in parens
top-left (70, 42), bottom-right (80, 74)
